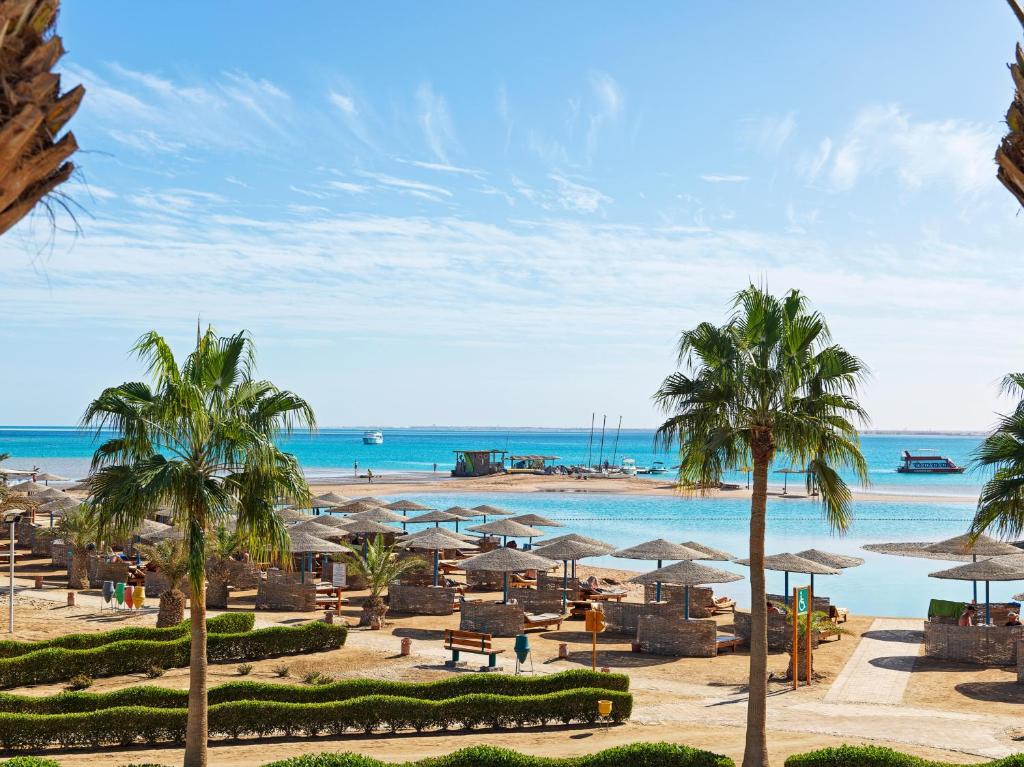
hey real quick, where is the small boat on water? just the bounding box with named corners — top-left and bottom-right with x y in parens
top-left (362, 430), bottom-right (384, 445)
top-left (896, 450), bottom-right (964, 474)
top-left (638, 460), bottom-right (669, 475)
top-left (619, 458), bottom-right (638, 476)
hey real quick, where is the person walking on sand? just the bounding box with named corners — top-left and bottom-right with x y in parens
top-left (354, 459), bottom-right (359, 477)
top-left (366, 468), bottom-right (374, 484)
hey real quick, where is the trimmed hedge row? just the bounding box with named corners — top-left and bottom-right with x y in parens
top-left (0, 688), bottom-right (632, 750)
top-left (0, 669), bottom-right (626, 714)
top-left (0, 612), bottom-right (253, 658)
top-left (0, 621), bottom-right (347, 688)
top-left (784, 747), bottom-right (1024, 767)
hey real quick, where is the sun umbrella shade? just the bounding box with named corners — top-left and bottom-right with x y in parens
top-left (467, 519), bottom-right (545, 538)
top-left (734, 553), bottom-right (840, 575)
top-left (532, 539), bottom-right (607, 561)
top-left (444, 506), bottom-right (485, 517)
top-left (403, 527), bottom-right (476, 543)
top-left (861, 542), bottom-right (975, 562)
top-left (341, 519), bottom-right (403, 535)
top-left (543, 533), bottom-right (616, 552)
top-left (40, 496), bottom-right (78, 511)
top-left (287, 530), bottom-right (345, 554)
top-left (276, 508), bottom-right (310, 522)
top-left (929, 556), bottom-right (1024, 582)
top-left (679, 541), bottom-right (736, 561)
top-left (305, 515), bottom-right (352, 530)
top-left (304, 498), bottom-right (345, 510)
top-left (135, 519), bottom-right (170, 536)
top-left (141, 527), bottom-right (185, 543)
top-left (472, 504), bottom-right (515, 516)
top-left (402, 528), bottom-right (480, 552)
top-left (406, 510), bottom-right (468, 524)
top-left (923, 534), bottom-right (1022, 557)
top-left (316, 492), bottom-right (351, 504)
top-left (386, 500), bottom-right (432, 512)
top-left (8, 482), bottom-right (43, 495)
top-left (337, 500), bottom-right (384, 514)
top-left (631, 560), bottom-right (744, 587)
top-left (613, 539), bottom-right (704, 561)
top-left (460, 547), bottom-right (557, 573)
top-left (346, 507), bottom-right (408, 524)
top-left (34, 473), bottom-right (67, 482)
top-left (508, 513), bottom-right (564, 528)
top-left (796, 549), bottom-right (865, 570)
top-left (289, 520), bottom-right (350, 541)
top-left (352, 497), bottom-right (388, 506)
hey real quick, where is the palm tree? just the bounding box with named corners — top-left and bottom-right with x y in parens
top-left (142, 539), bottom-right (189, 627)
top-left (0, 0), bottom-right (85, 236)
top-left (654, 285), bottom-right (868, 767)
top-left (205, 525), bottom-right (242, 609)
top-left (55, 503), bottom-right (98, 589)
top-left (970, 373), bottom-right (1024, 538)
top-left (81, 328), bottom-right (314, 767)
top-left (341, 535), bottom-right (424, 628)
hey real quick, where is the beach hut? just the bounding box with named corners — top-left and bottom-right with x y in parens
top-left (929, 556), bottom-right (1024, 624)
top-left (795, 548), bottom-right (865, 592)
top-left (472, 504), bottom-right (515, 517)
top-left (924, 534), bottom-right (1022, 603)
top-left (680, 541), bottom-right (736, 561)
top-left (466, 518), bottom-right (545, 546)
top-left (403, 527), bottom-right (479, 586)
top-left (631, 560), bottom-right (743, 619)
top-left (459, 547), bottom-right (557, 603)
top-left (734, 553), bottom-right (840, 605)
top-left (452, 450), bottom-right (507, 477)
top-left (532, 539), bottom-right (607, 608)
top-left (612, 539), bottom-right (705, 602)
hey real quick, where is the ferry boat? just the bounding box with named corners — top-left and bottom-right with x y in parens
top-left (896, 450), bottom-right (964, 474)
top-left (362, 430), bottom-right (384, 445)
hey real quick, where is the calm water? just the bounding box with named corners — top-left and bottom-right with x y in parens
top-left (0, 427), bottom-right (998, 618)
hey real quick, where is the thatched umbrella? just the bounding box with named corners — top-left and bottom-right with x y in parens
top-left (352, 496), bottom-right (388, 506)
top-left (405, 509), bottom-right (470, 531)
top-left (631, 560), bottom-right (743, 619)
top-left (444, 505), bottom-right (486, 519)
top-left (286, 529), bottom-right (346, 583)
top-left (306, 515), bottom-right (352, 531)
top-left (403, 527), bottom-right (476, 543)
top-left (613, 539), bottom-right (704, 602)
top-left (543, 533), bottom-right (616, 552)
top-left (347, 507), bottom-right (408, 525)
top-left (316, 492), bottom-right (351, 504)
top-left (796, 548), bottom-right (864, 591)
top-left (141, 527), bottom-right (185, 543)
top-left (8, 482), bottom-right (43, 495)
top-left (304, 498), bottom-right (345, 512)
top-left (472, 504), bottom-right (515, 517)
top-left (403, 527), bottom-right (479, 586)
top-left (275, 508), bottom-right (309, 522)
top-left (924, 534), bottom-right (1023, 603)
top-left (466, 519), bottom-right (545, 545)
top-left (337, 500), bottom-right (384, 515)
top-left (929, 556), bottom-right (1024, 624)
top-left (734, 553), bottom-right (840, 605)
top-left (289, 519), bottom-right (350, 542)
top-left (342, 518), bottom-right (403, 537)
top-left (862, 541), bottom-right (975, 562)
top-left (508, 513), bottom-right (564, 529)
top-left (532, 539), bottom-right (607, 607)
top-left (385, 500), bottom-right (433, 515)
top-left (34, 473), bottom-right (67, 485)
top-left (36, 487), bottom-right (66, 502)
top-left (680, 541), bottom-right (736, 561)
top-left (460, 547), bottom-right (557, 603)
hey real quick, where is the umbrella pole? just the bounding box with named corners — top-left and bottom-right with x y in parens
top-left (655, 559), bottom-right (663, 602)
top-left (972, 554), bottom-right (978, 603)
top-left (433, 549), bottom-right (439, 587)
top-left (503, 572), bottom-right (509, 604)
top-left (811, 573), bottom-right (814, 594)
top-left (562, 560), bottom-right (569, 610)
top-left (784, 571), bottom-right (789, 605)
top-left (684, 585), bottom-right (690, 620)
top-left (985, 580), bottom-right (991, 625)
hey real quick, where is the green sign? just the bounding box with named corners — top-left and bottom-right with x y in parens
top-left (795, 586), bottom-right (810, 616)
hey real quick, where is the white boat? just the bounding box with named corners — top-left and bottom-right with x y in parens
top-left (619, 458), bottom-right (638, 476)
top-left (362, 430), bottom-right (384, 445)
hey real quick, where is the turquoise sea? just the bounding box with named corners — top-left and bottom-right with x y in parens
top-left (0, 428), bottom-right (1003, 618)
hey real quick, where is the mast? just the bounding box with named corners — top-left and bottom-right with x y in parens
top-left (610, 415), bottom-right (623, 466)
top-left (597, 414), bottom-right (607, 469)
top-left (586, 412), bottom-right (595, 468)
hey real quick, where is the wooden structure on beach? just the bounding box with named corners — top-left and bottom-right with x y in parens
top-left (508, 455), bottom-right (559, 473)
top-left (452, 449), bottom-right (507, 477)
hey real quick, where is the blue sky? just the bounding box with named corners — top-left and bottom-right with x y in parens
top-left (1, 2), bottom-right (1022, 430)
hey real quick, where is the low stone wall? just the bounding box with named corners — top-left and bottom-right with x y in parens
top-left (91, 557), bottom-right (131, 588)
top-left (1018, 640), bottom-right (1023, 684)
top-left (515, 589), bottom-right (564, 615)
top-left (767, 593), bottom-right (831, 612)
top-left (637, 615), bottom-right (717, 657)
top-left (255, 570), bottom-right (317, 611)
top-left (30, 527), bottom-right (55, 557)
top-left (398, 569), bottom-right (436, 587)
top-left (144, 570), bottom-right (185, 598)
top-left (460, 601), bottom-right (524, 637)
top-left (602, 600), bottom-right (683, 635)
top-left (15, 517), bottom-right (36, 549)
top-left (644, 584), bottom-right (715, 618)
top-left (924, 620), bottom-right (1024, 665)
top-left (735, 609), bottom-right (821, 651)
top-left (466, 569), bottom-right (504, 591)
top-left (537, 571), bottom-right (578, 595)
top-left (222, 558), bottom-right (261, 589)
top-left (388, 583), bottom-right (456, 615)
top-left (50, 540), bottom-right (70, 569)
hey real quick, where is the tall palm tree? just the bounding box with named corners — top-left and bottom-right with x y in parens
top-left (141, 539), bottom-right (189, 627)
top-left (81, 328), bottom-right (314, 767)
top-left (341, 535), bottom-right (424, 628)
top-left (970, 373), bottom-right (1024, 538)
top-left (55, 502), bottom-right (97, 589)
top-left (0, 0), bottom-right (85, 235)
top-left (654, 286), bottom-right (868, 767)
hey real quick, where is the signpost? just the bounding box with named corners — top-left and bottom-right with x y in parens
top-left (584, 608), bottom-right (606, 671)
top-left (792, 585), bottom-right (813, 689)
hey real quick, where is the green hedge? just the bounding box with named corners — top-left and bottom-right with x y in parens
top-left (0, 621), bottom-right (346, 688)
top-left (0, 688), bottom-right (632, 750)
top-left (0, 612), bottom-right (253, 658)
top-left (0, 669), bottom-right (625, 714)
top-left (785, 747), bottom-right (1024, 767)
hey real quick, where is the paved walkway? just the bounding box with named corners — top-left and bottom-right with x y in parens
top-left (824, 618), bottom-right (923, 705)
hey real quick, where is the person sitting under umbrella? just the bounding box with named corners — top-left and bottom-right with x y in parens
top-left (958, 604), bottom-right (977, 627)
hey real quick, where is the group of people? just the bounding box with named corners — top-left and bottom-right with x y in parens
top-left (958, 604), bottom-right (1022, 627)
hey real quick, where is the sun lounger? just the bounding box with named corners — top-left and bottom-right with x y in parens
top-left (715, 633), bottom-right (743, 653)
top-left (523, 612), bottom-right (563, 631)
top-left (712, 596), bottom-right (736, 614)
top-left (510, 573), bottom-right (536, 589)
top-left (829, 606), bottom-right (849, 623)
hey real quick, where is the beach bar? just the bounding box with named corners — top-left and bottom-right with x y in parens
top-left (451, 450), bottom-right (507, 477)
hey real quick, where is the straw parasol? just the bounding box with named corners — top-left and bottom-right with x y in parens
top-left (36, 487), bottom-right (66, 501)
top-left (680, 541), bottom-right (736, 561)
top-left (405, 509), bottom-right (470, 531)
top-left (304, 498), bottom-right (345, 510)
top-left (532, 539), bottom-right (607, 607)
top-left (460, 547), bottom-right (557, 603)
top-left (337, 500), bottom-right (384, 514)
top-left (346, 507), bottom-right (408, 525)
top-left (631, 560), bottom-right (743, 619)
top-left (276, 508), bottom-right (309, 522)
top-left (924, 534), bottom-right (1023, 603)
top-left (341, 518), bottom-right (403, 537)
top-left (8, 482), bottom-right (43, 495)
top-left (543, 533), bottom-right (616, 552)
top-left (613, 539), bottom-right (705, 601)
top-left (444, 505), bottom-right (486, 518)
top-left (734, 553), bottom-right (840, 604)
top-left (508, 513), bottom-right (564, 528)
top-left (402, 528), bottom-right (479, 586)
top-left (289, 519), bottom-right (350, 541)
top-left (929, 556), bottom-right (1024, 624)
top-left (466, 518), bottom-right (545, 544)
top-left (140, 527), bottom-right (185, 543)
top-left (796, 548), bottom-right (865, 570)
top-left (286, 529), bottom-right (345, 583)
top-left (306, 514), bottom-right (352, 530)
top-left (135, 519), bottom-right (170, 537)
top-left (862, 541), bottom-right (975, 562)
top-left (34, 473), bottom-right (67, 484)
top-left (385, 500), bottom-right (432, 514)
top-left (315, 492), bottom-right (351, 504)
top-left (472, 504), bottom-right (515, 517)
top-left (403, 527), bottom-right (476, 543)
top-left (352, 496), bottom-right (388, 506)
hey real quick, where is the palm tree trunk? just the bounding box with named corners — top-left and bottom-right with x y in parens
top-left (743, 438), bottom-right (772, 767)
top-left (68, 550), bottom-right (88, 590)
top-left (183, 577), bottom-right (208, 767)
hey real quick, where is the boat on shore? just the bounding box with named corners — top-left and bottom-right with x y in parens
top-left (362, 430), bottom-right (384, 445)
top-left (896, 450), bottom-right (964, 474)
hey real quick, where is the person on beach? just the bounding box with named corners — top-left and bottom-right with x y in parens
top-left (766, 599), bottom-right (782, 615)
top-left (958, 604), bottom-right (976, 626)
top-left (366, 468), bottom-right (374, 483)
top-left (1005, 611), bottom-right (1021, 627)
top-left (354, 460), bottom-right (358, 477)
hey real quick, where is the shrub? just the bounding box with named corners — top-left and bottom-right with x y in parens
top-left (237, 663), bottom-right (254, 676)
top-left (272, 663), bottom-right (291, 678)
top-left (303, 671), bottom-right (326, 685)
top-left (0, 670), bottom-right (624, 714)
top-left (0, 612), bottom-right (253, 659)
top-left (785, 747), bottom-right (1024, 767)
top-left (0, 688), bottom-right (632, 750)
top-left (0, 621), bottom-right (346, 689)
top-left (64, 674), bottom-right (92, 691)
top-left (0, 758), bottom-right (64, 767)
top-left (146, 665), bottom-right (165, 679)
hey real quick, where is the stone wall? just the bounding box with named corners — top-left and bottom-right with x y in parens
top-left (515, 589), bottom-right (564, 615)
top-left (255, 570), bottom-right (317, 611)
top-left (144, 570), bottom-right (185, 598)
top-left (14, 517), bottom-right (36, 549)
top-left (925, 620), bottom-right (1024, 665)
top-left (537, 571), bottom-right (578, 595)
top-left (460, 600), bottom-right (524, 637)
top-left (734, 610), bottom-right (821, 651)
top-left (30, 527), bottom-right (56, 557)
top-left (388, 583), bottom-right (456, 615)
top-left (636, 615), bottom-right (717, 657)
top-left (50, 540), bottom-right (70, 569)
top-left (1018, 640), bottom-right (1023, 684)
top-left (643, 584), bottom-right (715, 618)
top-left (91, 557), bottom-right (131, 588)
top-left (602, 600), bottom-right (683, 635)
top-left (222, 558), bottom-right (261, 589)
top-left (466, 569), bottom-right (505, 591)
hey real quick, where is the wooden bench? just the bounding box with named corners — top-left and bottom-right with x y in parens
top-left (314, 586), bottom-right (350, 611)
top-left (715, 634), bottom-right (743, 653)
top-left (443, 629), bottom-right (503, 669)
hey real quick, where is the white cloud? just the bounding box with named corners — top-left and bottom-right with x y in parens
top-left (743, 112), bottom-right (797, 156)
top-left (415, 82), bottom-right (458, 163)
top-left (590, 72), bottom-right (623, 118)
top-left (798, 137), bottom-right (832, 182)
top-left (356, 171), bottom-right (452, 200)
top-left (701, 174), bottom-right (749, 183)
top-left (328, 181), bottom-right (369, 194)
top-left (549, 174), bottom-right (612, 213)
top-left (401, 159), bottom-right (486, 178)
top-left (328, 90), bottom-right (357, 116)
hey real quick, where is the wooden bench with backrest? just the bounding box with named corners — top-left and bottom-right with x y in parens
top-left (443, 629), bottom-right (504, 668)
